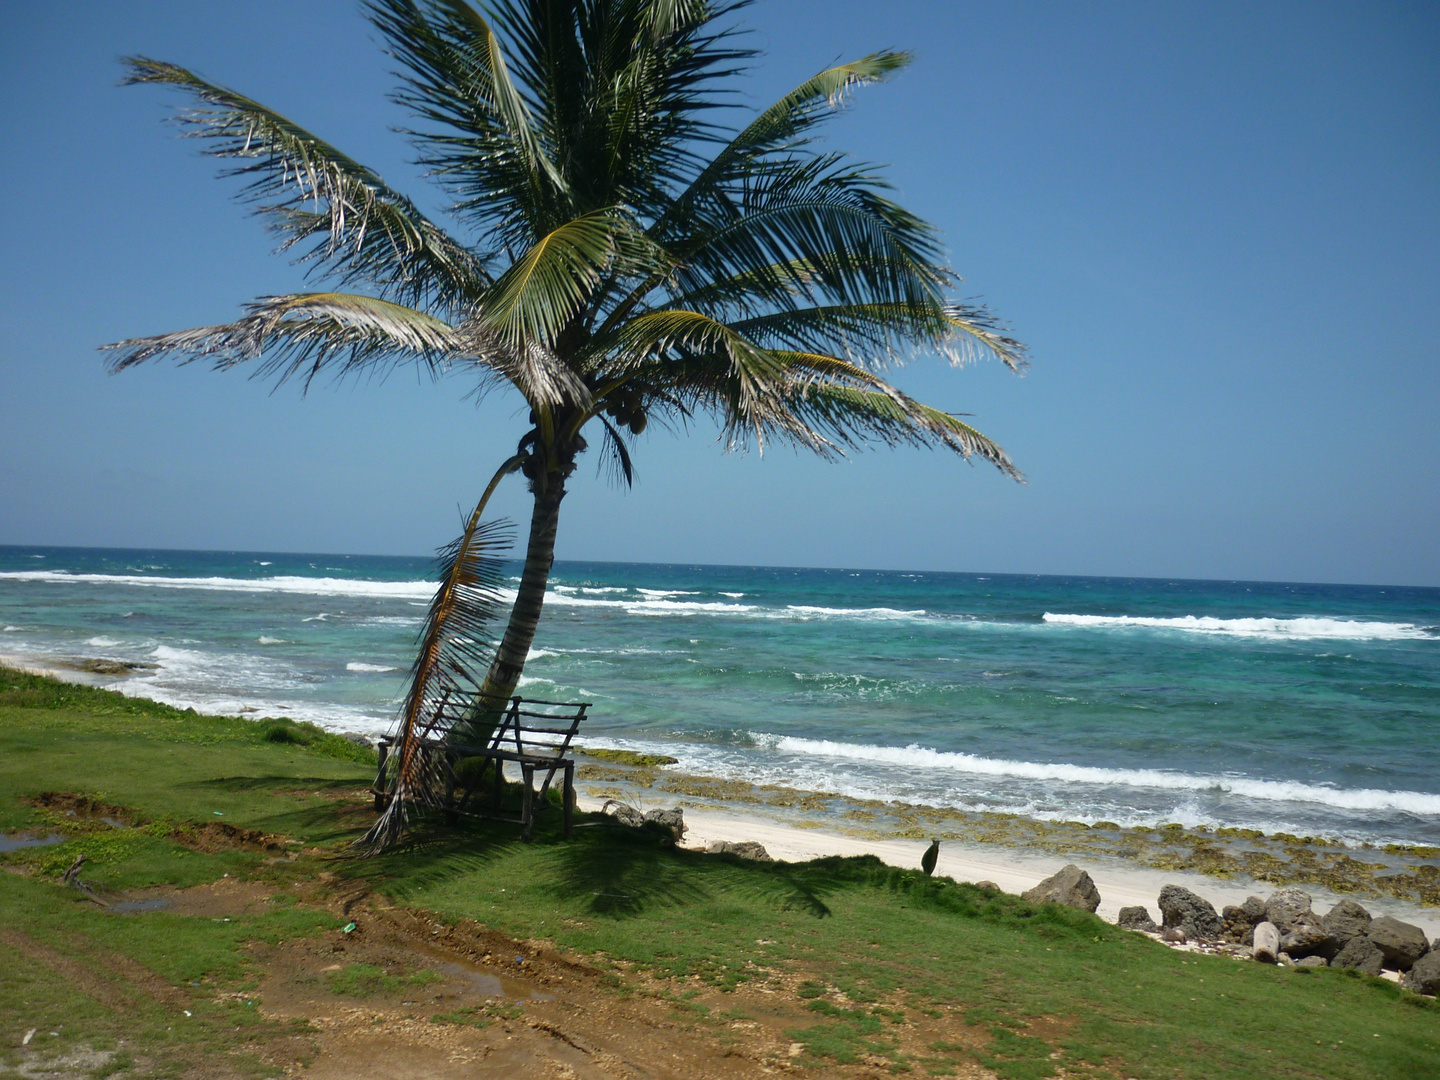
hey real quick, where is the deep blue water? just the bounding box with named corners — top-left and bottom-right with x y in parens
top-left (3, 545), bottom-right (1438, 844)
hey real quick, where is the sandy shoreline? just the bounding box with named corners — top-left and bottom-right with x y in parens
top-left (575, 793), bottom-right (1440, 940)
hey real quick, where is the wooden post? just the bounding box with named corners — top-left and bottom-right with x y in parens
top-left (562, 761), bottom-right (575, 838)
top-left (373, 738), bottom-right (391, 811)
top-left (521, 764), bottom-right (535, 841)
top-left (1253, 921), bottom-right (1280, 963)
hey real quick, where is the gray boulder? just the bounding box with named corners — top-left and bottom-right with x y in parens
top-left (1117, 906), bottom-right (1158, 932)
top-left (1295, 955), bottom-right (1328, 968)
top-left (1280, 911), bottom-right (1336, 960)
top-left (1158, 884), bottom-right (1224, 941)
top-left (1401, 950), bottom-right (1440, 996)
top-left (643, 807), bottom-right (686, 842)
top-left (1367, 916), bottom-right (1429, 972)
top-left (708, 839), bottom-right (773, 862)
top-left (974, 880), bottom-right (1000, 892)
top-left (1264, 887), bottom-right (1314, 932)
top-left (1322, 899), bottom-right (1372, 947)
top-left (601, 800), bottom-right (645, 828)
top-left (1241, 895), bottom-right (1268, 923)
top-left (1021, 865), bottom-right (1101, 913)
top-left (1332, 935), bottom-right (1385, 977)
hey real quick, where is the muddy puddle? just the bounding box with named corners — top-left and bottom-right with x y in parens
top-left (420, 953), bottom-right (554, 1003)
top-left (0, 832), bottom-right (63, 854)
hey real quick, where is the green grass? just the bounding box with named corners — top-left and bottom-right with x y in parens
top-left (325, 962), bottom-right (443, 997)
top-left (3, 666), bottom-right (1439, 1079)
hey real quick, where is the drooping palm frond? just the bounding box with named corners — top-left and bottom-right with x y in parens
top-left (122, 58), bottom-right (488, 311)
top-left (103, 292), bottom-right (469, 388)
top-left (357, 472), bottom-right (517, 852)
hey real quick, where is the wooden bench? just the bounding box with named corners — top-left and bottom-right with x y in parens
top-left (373, 697), bottom-right (589, 840)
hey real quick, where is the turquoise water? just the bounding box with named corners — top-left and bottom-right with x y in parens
top-left (3, 545), bottom-right (1438, 845)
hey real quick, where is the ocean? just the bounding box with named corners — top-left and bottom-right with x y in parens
top-left (2, 545), bottom-right (1438, 847)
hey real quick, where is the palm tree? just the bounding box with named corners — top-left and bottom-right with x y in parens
top-left (106, 0), bottom-right (1027, 717)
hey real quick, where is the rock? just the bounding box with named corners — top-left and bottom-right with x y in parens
top-left (1241, 895), bottom-right (1267, 923)
top-left (601, 800), bottom-right (645, 829)
top-left (1366, 916), bottom-right (1429, 971)
top-left (1280, 911), bottom-right (1336, 960)
top-left (1401, 950), bottom-right (1440, 996)
top-left (1264, 887), bottom-right (1314, 932)
top-left (1331, 935), bottom-right (1385, 977)
top-left (1295, 955), bottom-right (1328, 968)
top-left (1322, 899), bottom-right (1372, 947)
top-left (1252, 921), bottom-right (1281, 963)
top-left (1021, 865), bottom-right (1101, 913)
top-left (643, 807), bottom-right (686, 842)
top-left (974, 880), bottom-right (1000, 892)
top-left (1161, 928), bottom-right (1187, 944)
top-left (1117, 906), bottom-right (1158, 932)
top-left (708, 840), bottom-right (773, 862)
top-left (1221, 904), bottom-right (1262, 945)
top-left (1158, 884), bottom-right (1224, 941)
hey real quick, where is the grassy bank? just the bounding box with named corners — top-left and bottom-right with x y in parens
top-left (2, 666), bottom-right (1438, 1078)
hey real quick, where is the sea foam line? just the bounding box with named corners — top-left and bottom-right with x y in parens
top-left (0, 570), bottom-right (435, 601)
top-left (1043, 612), bottom-right (1433, 641)
top-left (757, 734), bottom-right (1440, 815)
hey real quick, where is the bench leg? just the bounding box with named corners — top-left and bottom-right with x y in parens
top-left (492, 755), bottom-right (504, 811)
top-left (521, 764), bottom-right (535, 842)
top-left (563, 762), bottom-right (575, 839)
top-left (373, 741), bottom-right (390, 812)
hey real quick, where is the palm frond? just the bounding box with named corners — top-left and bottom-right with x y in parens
top-left (102, 292), bottom-right (465, 388)
top-left (357, 491), bottom-right (515, 852)
top-left (121, 57), bottom-right (487, 310)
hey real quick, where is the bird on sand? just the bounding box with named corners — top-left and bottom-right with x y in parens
top-left (921, 839), bottom-right (940, 877)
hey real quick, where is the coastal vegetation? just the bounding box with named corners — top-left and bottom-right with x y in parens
top-left (103, 0), bottom-right (1027, 721)
top-left (4, 666), bottom-right (1438, 1078)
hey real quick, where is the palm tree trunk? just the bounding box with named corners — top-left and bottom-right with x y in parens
top-left (476, 471), bottom-right (567, 709)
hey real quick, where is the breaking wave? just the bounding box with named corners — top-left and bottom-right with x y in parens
top-left (1042, 613), bottom-right (1433, 641)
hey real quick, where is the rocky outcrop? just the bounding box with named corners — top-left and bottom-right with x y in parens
top-left (1221, 896), bottom-right (1268, 946)
top-left (1366, 916), bottom-right (1429, 972)
top-left (1158, 884), bottom-right (1223, 941)
top-left (601, 800), bottom-right (645, 828)
top-left (1322, 899), bottom-right (1372, 947)
top-left (708, 840), bottom-right (773, 861)
top-left (1401, 951), bottom-right (1440, 996)
top-left (1117, 906), bottom-right (1158, 932)
top-left (1279, 910), bottom-right (1335, 960)
top-left (1331, 935), bottom-right (1385, 976)
top-left (1264, 887), bottom-right (1313, 933)
top-left (643, 807), bottom-right (686, 842)
top-left (1021, 865), bottom-right (1101, 913)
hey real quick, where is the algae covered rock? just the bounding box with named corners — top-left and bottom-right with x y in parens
top-left (1117, 906), bottom-right (1158, 932)
top-left (1366, 915), bottom-right (1429, 971)
top-left (644, 807), bottom-right (686, 842)
top-left (1021, 864), bottom-right (1101, 913)
top-left (1158, 884), bottom-right (1223, 941)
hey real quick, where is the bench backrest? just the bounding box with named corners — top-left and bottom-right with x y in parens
top-left (480, 696), bottom-right (589, 761)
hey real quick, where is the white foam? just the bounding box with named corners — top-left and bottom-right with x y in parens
top-left (721, 592), bottom-right (746, 598)
top-left (758, 734), bottom-right (1440, 815)
top-left (257, 637), bottom-right (286, 645)
top-left (0, 569), bottom-right (436, 601)
top-left (1042, 613), bottom-right (1433, 641)
top-left (85, 636), bottom-right (122, 647)
top-left (346, 662), bottom-right (398, 673)
top-left (3, 626), bottom-right (21, 632)
top-left (527, 648), bottom-right (562, 660)
top-left (785, 605), bottom-right (929, 622)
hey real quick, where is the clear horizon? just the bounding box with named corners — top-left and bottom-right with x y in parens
top-left (3, 542), bottom-right (1437, 594)
top-left (3, 1), bottom-right (1437, 586)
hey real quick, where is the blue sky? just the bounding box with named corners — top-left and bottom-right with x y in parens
top-left (2, 1), bottom-right (1436, 585)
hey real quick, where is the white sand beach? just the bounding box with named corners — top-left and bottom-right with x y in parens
top-left (573, 795), bottom-right (1440, 941)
